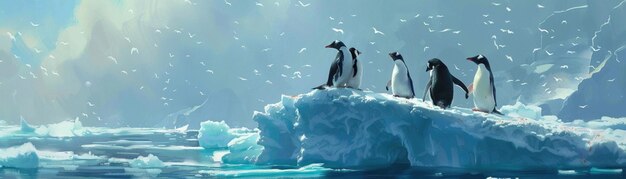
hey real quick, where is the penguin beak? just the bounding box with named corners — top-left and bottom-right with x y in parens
top-left (466, 58), bottom-right (474, 62)
top-left (325, 45), bottom-right (332, 48)
top-left (426, 66), bottom-right (432, 71)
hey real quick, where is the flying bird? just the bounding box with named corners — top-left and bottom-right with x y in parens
top-left (7, 32), bottom-right (16, 41)
top-left (505, 55), bottom-right (513, 61)
top-left (332, 28), bottom-right (344, 34)
top-left (108, 56), bottom-right (118, 64)
top-left (224, 0), bottom-right (231, 6)
top-left (298, 1), bottom-right (310, 7)
top-left (298, 48), bottom-right (307, 53)
top-left (372, 27), bottom-right (385, 35)
top-left (255, 2), bottom-right (263, 6)
top-left (30, 22), bottom-right (40, 27)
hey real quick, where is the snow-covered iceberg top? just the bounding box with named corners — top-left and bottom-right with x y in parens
top-left (253, 88), bottom-right (626, 170)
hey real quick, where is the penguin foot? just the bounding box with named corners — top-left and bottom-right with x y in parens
top-left (492, 109), bottom-right (504, 115)
top-left (312, 85), bottom-right (328, 90)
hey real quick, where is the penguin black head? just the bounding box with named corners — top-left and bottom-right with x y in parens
top-left (467, 55), bottom-right (489, 65)
top-left (349, 47), bottom-right (361, 59)
top-left (325, 40), bottom-right (346, 50)
top-left (426, 58), bottom-right (443, 71)
top-left (388, 52), bottom-right (403, 61)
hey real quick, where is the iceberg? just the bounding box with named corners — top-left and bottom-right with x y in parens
top-left (222, 132), bottom-right (264, 164)
top-left (197, 120), bottom-right (257, 149)
top-left (197, 120), bottom-right (237, 149)
top-left (253, 88), bottom-right (626, 170)
top-left (129, 154), bottom-right (166, 168)
top-left (0, 143), bottom-right (39, 169)
top-left (20, 117), bottom-right (36, 133)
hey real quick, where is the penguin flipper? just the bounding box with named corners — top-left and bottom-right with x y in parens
top-left (407, 72), bottom-right (416, 98)
top-left (490, 74), bottom-right (498, 107)
top-left (326, 59), bottom-right (339, 86)
top-left (452, 75), bottom-right (469, 94)
top-left (352, 59), bottom-right (358, 77)
top-left (423, 79), bottom-right (432, 101)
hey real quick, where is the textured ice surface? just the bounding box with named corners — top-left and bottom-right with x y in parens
top-left (222, 132), bottom-right (264, 164)
top-left (500, 101), bottom-right (543, 119)
top-left (0, 143), bottom-right (39, 168)
top-left (196, 120), bottom-right (262, 163)
top-left (129, 154), bottom-right (166, 168)
top-left (254, 88), bottom-right (626, 170)
top-left (197, 120), bottom-right (237, 149)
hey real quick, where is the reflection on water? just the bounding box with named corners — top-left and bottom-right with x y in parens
top-left (0, 128), bottom-right (624, 178)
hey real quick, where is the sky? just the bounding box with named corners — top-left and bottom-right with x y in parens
top-left (0, 0), bottom-right (623, 128)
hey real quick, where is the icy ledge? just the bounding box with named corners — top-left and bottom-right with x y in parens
top-left (253, 88), bottom-right (626, 170)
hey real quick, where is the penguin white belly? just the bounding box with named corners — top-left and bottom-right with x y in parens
top-left (472, 65), bottom-right (495, 112)
top-left (347, 59), bottom-right (362, 88)
top-left (333, 47), bottom-right (354, 87)
top-left (391, 62), bottom-right (413, 97)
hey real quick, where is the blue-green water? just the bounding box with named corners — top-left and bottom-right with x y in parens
top-left (0, 128), bottom-right (623, 178)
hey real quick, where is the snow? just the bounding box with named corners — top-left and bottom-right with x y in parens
top-left (0, 143), bottom-right (39, 169)
top-left (129, 154), bottom-right (166, 168)
top-left (253, 88), bottom-right (626, 170)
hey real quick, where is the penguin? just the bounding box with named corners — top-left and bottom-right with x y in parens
top-left (467, 55), bottom-right (502, 115)
top-left (346, 47), bottom-right (362, 89)
top-left (423, 58), bottom-right (469, 109)
top-left (386, 52), bottom-right (415, 98)
top-left (313, 40), bottom-right (353, 89)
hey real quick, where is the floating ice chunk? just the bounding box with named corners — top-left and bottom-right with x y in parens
top-left (198, 120), bottom-right (237, 149)
top-left (0, 143), bottom-right (39, 169)
top-left (500, 101), bottom-right (543, 119)
top-left (129, 154), bottom-right (166, 168)
top-left (222, 132), bottom-right (263, 164)
top-left (20, 117), bottom-right (36, 133)
top-left (45, 118), bottom-right (90, 137)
